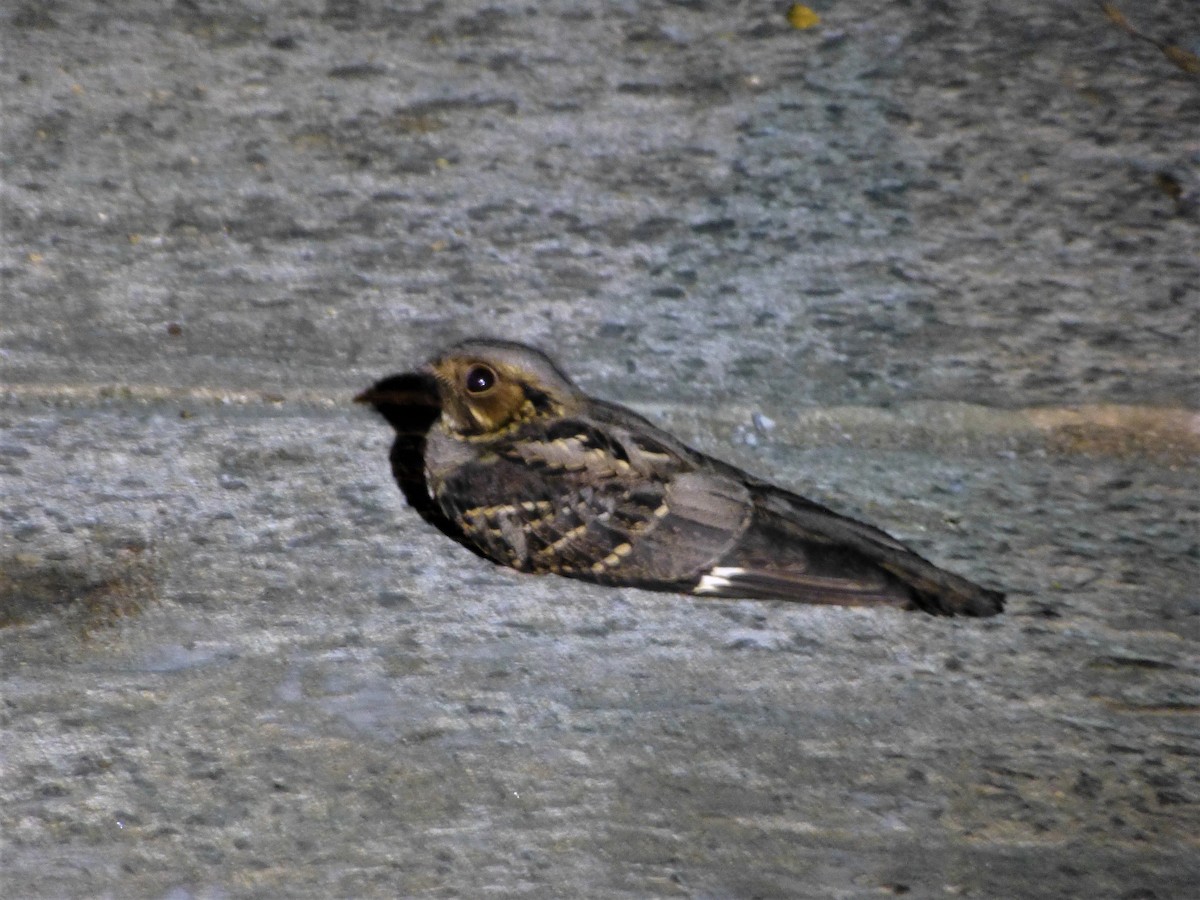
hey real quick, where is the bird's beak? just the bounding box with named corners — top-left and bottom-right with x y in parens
top-left (354, 370), bottom-right (440, 408)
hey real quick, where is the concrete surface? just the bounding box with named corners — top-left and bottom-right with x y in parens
top-left (2, 1), bottom-right (1198, 898)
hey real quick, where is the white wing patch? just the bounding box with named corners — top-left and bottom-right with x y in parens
top-left (693, 566), bottom-right (747, 594)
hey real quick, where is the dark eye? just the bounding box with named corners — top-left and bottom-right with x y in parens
top-left (465, 364), bottom-right (496, 394)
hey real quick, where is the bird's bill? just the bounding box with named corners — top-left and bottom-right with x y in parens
top-left (354, 371), bottom-right (440, 409)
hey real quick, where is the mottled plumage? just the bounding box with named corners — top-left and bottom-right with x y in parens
top-left (357, 339), bottom-right (1004, 616)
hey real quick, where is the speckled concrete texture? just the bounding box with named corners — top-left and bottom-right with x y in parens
top-left (2, 2), bottom-right (1198, 898)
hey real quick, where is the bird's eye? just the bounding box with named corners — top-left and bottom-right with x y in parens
top-left (465, 364), bottom-right (496, 395)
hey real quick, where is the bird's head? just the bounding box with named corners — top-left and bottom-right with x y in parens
top-left (424, 339), bottom-right (584, 437)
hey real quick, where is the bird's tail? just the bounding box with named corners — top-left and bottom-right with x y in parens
top-left (750, 485), bottom-right (1005, 617)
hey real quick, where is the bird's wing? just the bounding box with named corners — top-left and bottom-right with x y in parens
top-left (432, 419), bottom-right (751, 587)
top-left (508, 407), bottom-right (1001, 613)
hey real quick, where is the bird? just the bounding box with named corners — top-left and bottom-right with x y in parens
top-left (356, 339), bottom-right (1005, 617)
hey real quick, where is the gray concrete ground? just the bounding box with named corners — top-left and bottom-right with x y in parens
top-left (2, 1), bottom-right (1198, 898)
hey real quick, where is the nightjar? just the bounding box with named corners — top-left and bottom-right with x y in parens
top-left (357, 339), bottom-right (1004, 616)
